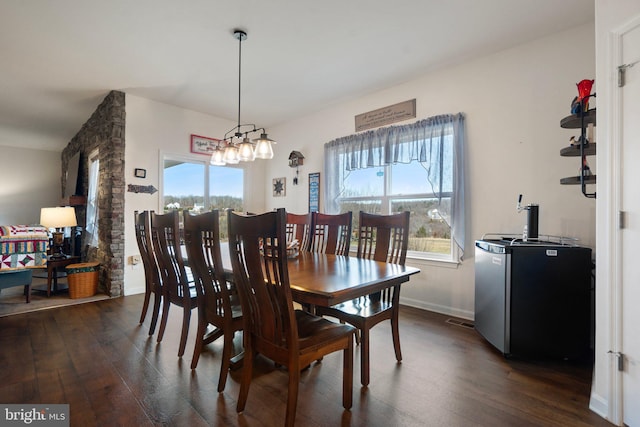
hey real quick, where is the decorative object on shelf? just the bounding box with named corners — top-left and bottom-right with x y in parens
top-left (580, 158), bottom-right (592, 177)
top-left (273, 177), bottom-right (286, 197)
top-left (309, 172), bottom-right (320, 212)
top-left (289, 151), bottom-right (304, 185)
top-left (209, 29), bottom-right (276, 166)
top-left (134, 168), bottom-right (146, 178)
top-left (40, 207), bottom-right (77, 259)
top-left (571, 79), bottom-right (595, 114)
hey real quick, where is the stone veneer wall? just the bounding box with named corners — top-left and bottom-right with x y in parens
top-left (61, 91), bottom-right (125, 297)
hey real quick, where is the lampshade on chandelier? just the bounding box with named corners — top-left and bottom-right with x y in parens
top-left (211, 29), bottom-right (275, 166)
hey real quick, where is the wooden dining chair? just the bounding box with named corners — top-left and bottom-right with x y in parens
top-left (183, 210), bottom-right (243, 391)
top-left (151, 210), bottom-right (197, 357)
top-left (134, 210), bottom-right (162, 335)
top-left (310, 211), bottom-right (352, 256)
top-left (285, 212), bottom-right (313, 252)
top-left (315, 211), bottom-right (410, 387)
top-left (228, 208), bottom-right (355, 427)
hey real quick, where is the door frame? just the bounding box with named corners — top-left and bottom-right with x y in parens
top-left (607, 14), bottom-right (640, 426)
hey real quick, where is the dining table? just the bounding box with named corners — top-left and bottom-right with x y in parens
top-left (217, 244), bottom-right (420, 310)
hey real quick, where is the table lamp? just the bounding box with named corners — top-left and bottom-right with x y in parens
top-left (40, 207), bottom-right (77, 259)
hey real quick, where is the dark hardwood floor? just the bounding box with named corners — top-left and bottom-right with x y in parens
top-left (0, 295), bottom-right (612, 426)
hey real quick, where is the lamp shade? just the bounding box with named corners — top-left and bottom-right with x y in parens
top-left (40, 207), bottom-right (77, 228)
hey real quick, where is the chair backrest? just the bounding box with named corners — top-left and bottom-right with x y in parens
top-left (310, 212), bottom-right (352, 256)
top-left (228, 208), bottom-right (298, 353)
top-left (285, 212), bottom-right (313, 252)
top-left (150, 210), bottom-right (191, 301)
top-left (357, 211), bottom-right (410, 265)
top-left (134, 210), bottom-right (161, 291)
top-left (183, 210), bottom-right (231, 320)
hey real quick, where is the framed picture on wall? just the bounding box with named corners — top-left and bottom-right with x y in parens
top-left (273, 177), bottom-right (286, 197)
top-left (309, 172), bottom-right (320, 212)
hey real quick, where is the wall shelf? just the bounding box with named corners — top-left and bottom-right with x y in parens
top-left (559, 106), bottom-right (596, 198)
top-left (560, 175), bottom-right (597, 185)
top-left (560, 143), bottom-right (596, 157)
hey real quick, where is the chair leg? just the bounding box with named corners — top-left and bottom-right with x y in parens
top-left (177, 306), bottom-right (191, 357)
top-left (139, 288), bottom-right (151, 324)
top-left (148, 292), bottom-right (162, 335)
top-left (343, 336), bottom-right (354, 409)
top-left (237, 347), bottom-right (255, 413)
top-left (190, 316), bottom-right (207, 369)
top-left (156, 299), bottom-right (171, 343)
top-left (360, 328), bottom-right (370, 387)
top-left (285, 364), bottom-right (300, 427)
top-left (391, 309), bottom-right (402, 362)
top-left (217, 330), bottom-right (234, 392)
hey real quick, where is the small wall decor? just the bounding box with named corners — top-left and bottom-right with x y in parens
top-left (127, 184), bottom-right (158, 195)
top-left (134, 168), bottom-right (146, 178)
top-left (289, 151), bottom-right (305, 185)
top-left (309, 172), bottom-right (320, 212)
top-left (273, 177), bottom-right (286, 197)
top-left (191, 134), bottom-right (222, 156)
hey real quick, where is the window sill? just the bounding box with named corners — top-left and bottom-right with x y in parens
top-left (405, 255), bottom-right (460, 269)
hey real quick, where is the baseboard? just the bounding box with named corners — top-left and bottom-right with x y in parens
top-left (124, 285), bottom-right (145, 296)
top-left (400, 296), bottom-right (474, 321)
top-left (588, 393), bottom-right (610, 423)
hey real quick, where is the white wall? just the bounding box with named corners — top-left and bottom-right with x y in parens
top-left (123, 95), bottom-right (266, 295)
top-left (264, 23), bottom-right (596, 319)
top-left (592, 0), bottom-right (640, 423)
top-left (0, 146), bottom-right (61, 224)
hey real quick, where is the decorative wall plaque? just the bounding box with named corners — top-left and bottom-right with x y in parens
top-left (355, 99), bottom-right (416, 132)
top-left (190, 134), bottom-right (221, 155)
top-left (127, 184), bottom-right (158, 194)
top-left (309, 172), bottom-right (320, 212)
top-left (273, 177), bottom-right (286, 197)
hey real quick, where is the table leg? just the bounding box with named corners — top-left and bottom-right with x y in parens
top-left (47, 266), bottom-right (53, 297)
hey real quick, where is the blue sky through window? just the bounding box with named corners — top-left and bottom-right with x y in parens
top-left (164, 162), bottom-right (243, 198)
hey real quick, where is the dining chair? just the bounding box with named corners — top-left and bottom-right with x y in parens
top-left (134, 210), bottom-right (162, 335)
top-left (310, 211), bottom-right (352, 256)
top-left (228, 208), bottom-right (355, 427)
top-left (183, 210), bottom-right (243, 391)
top-left (285, 212), bottom-right (313, 252)
top-left (315, 211), bottom-right (410, 387)
top-left (151, 210), bottom-right (197, 357)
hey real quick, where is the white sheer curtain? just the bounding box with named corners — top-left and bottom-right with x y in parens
top-left (323, 113), bottom-right (466, 258)
top-left (86, 152), bottom-right (100, 247)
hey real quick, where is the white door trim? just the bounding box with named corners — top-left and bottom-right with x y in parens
top-left (607, 14), bottom-right (640, 426)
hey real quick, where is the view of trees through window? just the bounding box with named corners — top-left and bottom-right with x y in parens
top-left (337, 160), bottom-right (452, 257)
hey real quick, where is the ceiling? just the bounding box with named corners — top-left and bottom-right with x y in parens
top-left (0, 0), bottom-right (594, 152)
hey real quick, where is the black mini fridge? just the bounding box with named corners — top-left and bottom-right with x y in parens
top-left (474, 236), bottom-right (593, 359)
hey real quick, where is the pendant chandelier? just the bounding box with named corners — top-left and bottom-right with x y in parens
top-left (211, 29), bottom-right (275, 166)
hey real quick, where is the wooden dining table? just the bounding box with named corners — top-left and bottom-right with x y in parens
top-left (218, 244), bottom-right (420, 309)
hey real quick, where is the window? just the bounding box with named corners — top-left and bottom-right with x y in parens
top-left (324, 114), bottom-right (465, 261)
top-left (162, 155), bottom-right (244, 239)
top-left (86, 150), bottom-right (100, 247)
